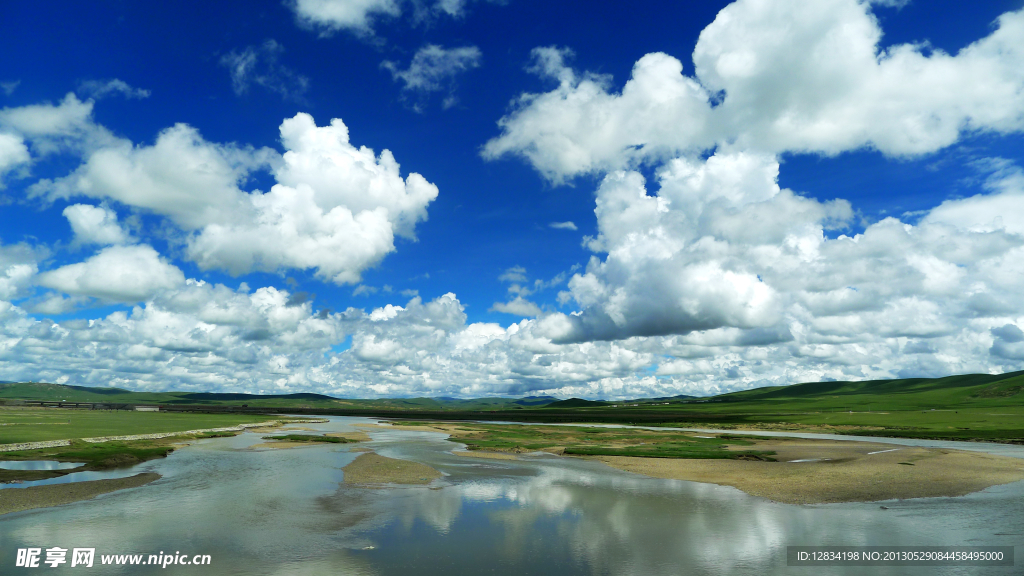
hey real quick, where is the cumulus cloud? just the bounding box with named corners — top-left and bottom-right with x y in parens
top-left (37, 122), bottom-right (276, 228)
top-left (220, 40), bottom-right (310, 102)
top-left (291, 0), bottom-right (402, 35)
top-left (187, 113), bottom-right (438, 283)
top-left (0, 132), bottom-right (30, 183)
top-left (549, 221), bottom-right (577, 231)
top-left (77, 79), bottom-right (151, 100)
top-left (485, 1), bottom-right (1024, 182)
top-left (490, 295), bottom-right (543, 317)
top-left (62, 204), bottom-right (130, 246)
top-left (0, 241), bottom-right (41, 301)
top-left (36, 245), bottom-right (185, 303)
top-left (290, 0), bottom-right (504, 36)
top-left (382, 44), bottom-right (482, 109)
top-left (32, 110), bottom-right (435, 284)
top-left (922, 161), bottom-right (1024, 235)
top-left (0, 93), bottom-right (118, 157)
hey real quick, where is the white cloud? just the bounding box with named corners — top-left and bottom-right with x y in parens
top-left (0, 93), bottom-right (118, 157)
top-left (549, 221), bottom-right (577, 231)
top-left (498, 265), bottom-right (528, 283)
top-left (0, 132), bottom-right (30, 183)
top-left (22, 104), bottom-right (436, 285)
top-left (77, 79), bottom-right (150, 100)
top-left (382, 44), bottom-right (482, 109)
top-left (490, 296), bottom-right (543, 317)
top-left (62, 204), bottom-right (130, 246)
top-left (290, 0), bottom-right (504, 36)
top-left (187, 113), bottom-right (438, 283)
top-left (922, 161), bottom-right (1024, 235)
top-left (353, 284), bottom-right (378, 296)
top-left (37, 122), bottom-right (276, 229)
top-left (220, 40), bottom-right (310, 102)
top-left (291, 0), bottom-right (401, 35)
top-left (0, 241), bottom-right (41, 301)
top-left (37, 245), bottom-right (185, 303)
top-left (485, 2), bottom-right (1024, 182)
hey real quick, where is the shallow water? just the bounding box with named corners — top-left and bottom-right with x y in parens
top-left (0, 417), bottom-right (1020, 575)
top-left (0, 461), bottom-right (84, 471)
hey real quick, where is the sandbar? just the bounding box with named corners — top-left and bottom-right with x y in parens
top-left (0, 472), bottom-right (161, 516)
top-left (342, 453), bottom-right (441, 485)
top-left (593, 438), bottom-right (1024, 504)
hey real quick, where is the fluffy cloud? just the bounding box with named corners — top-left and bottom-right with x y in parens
top-left (0, 93), bottom-right (119, 162)
top-left (290, 0), bottom-right (503, 36)
top-left (490, 295), bottom-right (543, 317)
top-left (485, 2), bottom-right (1024, 182)
top-left (36, 245), bottom-right (185, 303)
top-left (291, 0), bottom-right (402, 35)
top-left (62, 204), bottom-right (130, 246)
top-left (382, 44), bottom-right (482, 109)
top-left (0, 133), bottom-right (30, 183)
top-left (38, 123), bottom-right (275, 229)
top-left (187, 113), bottom-right (438, 283)
top-left (221, 40), bottom-right (310, 102)
top-left (472, 0), bottom-right (1024, 393)
top-left (35, 112), bottom-right (437, 284)
top-left (0, 241), bottom-right (41, 301)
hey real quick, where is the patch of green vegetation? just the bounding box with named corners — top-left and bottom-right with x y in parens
top-left (0, 439), bottom-right (176, 484)
top-left (445, 423), bottom-right (769, 460)
top-left (262, 434), bottom-right (351, 443)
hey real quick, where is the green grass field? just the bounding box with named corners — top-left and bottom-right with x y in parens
top-left (0, 408), bottom-right (271, 444)
top-left (409, 422), bottom-right (776, 460)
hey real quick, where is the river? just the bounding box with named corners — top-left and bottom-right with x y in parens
top-left (1, 417), bottom-right (1021, 575)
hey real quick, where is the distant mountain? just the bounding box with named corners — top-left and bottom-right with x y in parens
top-left (3, 370), bottom-right (1021, 411)
top-left (543, 398), bottom-right (611, 408)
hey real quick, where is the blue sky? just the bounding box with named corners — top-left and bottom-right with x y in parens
top-left (1, 0), bottom-right (1023, 398)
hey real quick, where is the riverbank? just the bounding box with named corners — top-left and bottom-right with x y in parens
top-left (385, 420), bottom-right (1024, 503)
top-left (593, 438), bottom-right (1024, 504)
top-left (0, 472), bottom-right (160, 516)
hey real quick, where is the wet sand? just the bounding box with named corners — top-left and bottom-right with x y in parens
top-left (0, 473), bottom-right (160, 516)
top-left (594, 439), bottom-right (1024, 504)
top-left (342, 453), bottom-right (441, 485)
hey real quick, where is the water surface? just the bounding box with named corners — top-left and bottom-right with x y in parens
top-left (0, 417), bottom-right (1019, 575)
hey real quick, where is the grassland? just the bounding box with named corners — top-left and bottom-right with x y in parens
top-left (0, 408), bottom-right (273, 444)
top-left (393, 422), bottom-right (776, 460)
top-left (0, 407), bottom-right (285, 484)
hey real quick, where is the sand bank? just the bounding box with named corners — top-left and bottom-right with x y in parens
top-left (342, 453), bottom-right (441, 485)
top-left (0, 473), bottom-right (160, 516)
top-left (326, 430), bottom-right (371, 442)
top-left (594, 438), bottom-right (1024, 504)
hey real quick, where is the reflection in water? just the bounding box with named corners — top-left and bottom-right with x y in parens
top-left (0, 417), bottom-right (1021, 576)
top-left (0, 461), bottom-right (85, 471)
